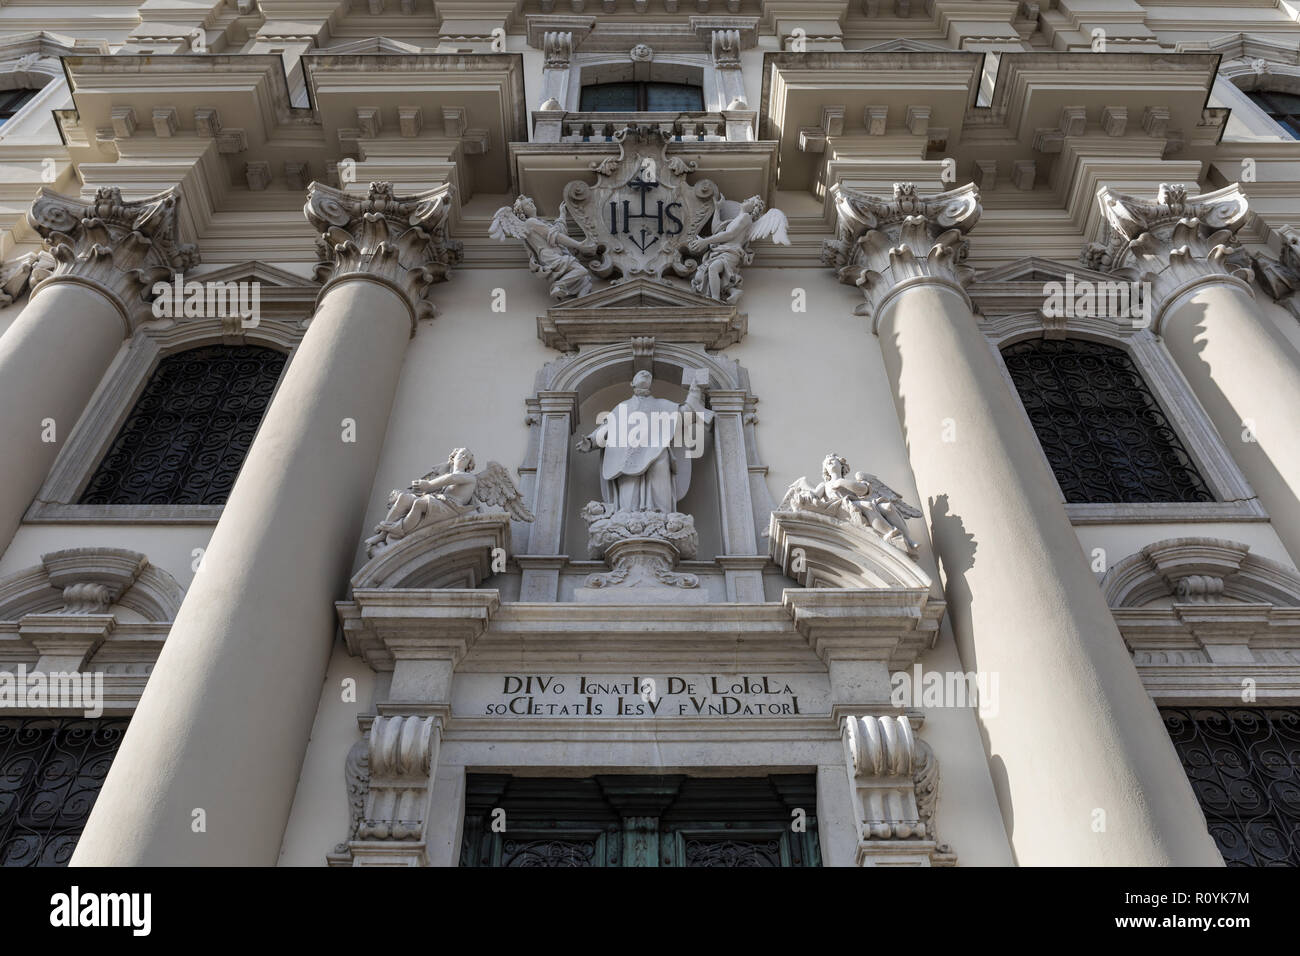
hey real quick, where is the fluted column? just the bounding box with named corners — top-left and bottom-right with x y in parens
top-left (72, 181), bottom-right (459, 866)
top-left (0, 187), bottom-right (197, 549)
top-left (1094, 183), bottom-right (1300, 564)
top-left (825, 182), bottom-right (1221, 865)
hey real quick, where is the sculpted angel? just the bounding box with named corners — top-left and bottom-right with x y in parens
top-left (687, 195), bottom-right (789, 303)
top-left (364, 447), bottom-right (534, 557)
top-left (780, 453), bottom-right (922, 556)
top-left (490, 196), bottom-right (605, 300)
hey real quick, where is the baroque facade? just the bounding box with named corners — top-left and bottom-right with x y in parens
top-left (0, 0), bottom-right (1298, 868)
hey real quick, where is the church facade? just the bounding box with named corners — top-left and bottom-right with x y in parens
top-left (0, 0), bottom-right (1298, 867)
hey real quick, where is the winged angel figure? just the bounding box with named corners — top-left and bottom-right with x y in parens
top-left (490, 196), bottom-right (607, 300)
top-left (779, 453), bottom-right (922, 556)
top-left (364, 447), bottom-right (534, 558)
top-left (688, 195), bottom-right (790, 303)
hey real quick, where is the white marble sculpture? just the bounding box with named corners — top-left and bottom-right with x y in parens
top-left (489, 196), bottom-right (609, 300)
top-left (575, 369), bottom-right (714, 513)
top-left (364, 447), bottom-right (534, 557)
top-left (688, 195), bottom-right (790, 303)
top-left (780, 453), bottom-right (922, 556)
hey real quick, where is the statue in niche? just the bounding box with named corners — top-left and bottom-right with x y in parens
top-left (489, 196), bottom-right (609, 300)
top-left (780, 454), bottom-right (923, 556)
top-left (364, 447), bottom-right (534, 558)
top-left (575, 369), bottom-right (714, 513)
top-left (688, 195), bottom-right (790, 303)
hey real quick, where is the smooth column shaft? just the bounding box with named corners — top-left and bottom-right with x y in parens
top-left (71, 279), bottom-right (411, 865)
top-left (1160, 283), bottom-right (1300, 562)
top-left (876, 282), bottom-right (1222, 865)
top-left (0, 283), bottom-right (125, 546)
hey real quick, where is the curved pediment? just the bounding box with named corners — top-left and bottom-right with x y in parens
top-left (349, 512), bottom-right (513, 591)
top-left (768, 510), bottom-right (933, 591)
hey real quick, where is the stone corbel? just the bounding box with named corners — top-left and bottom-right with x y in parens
top-left (1088, 182), bottom-right (1253, 330)
top-left (1252, 224), bottom-right (1300, 320)
top-left (842, 714), bottom-right (954, 866)
top-left (26, 186), bottom-right (200, 330)
top-left (821, 181), bottom-right (981, 324)
top-left (304, 180), bottom-right (461, 326)
top-left (338, 714), bottom-right (441, 866)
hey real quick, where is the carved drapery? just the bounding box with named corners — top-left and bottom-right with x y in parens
top-left (26, 186), bottom-right (199, 329)
top-left (304, 180), bottom-right (460, 326)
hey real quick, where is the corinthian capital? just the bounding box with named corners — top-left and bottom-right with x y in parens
top-left (821, 182), bottom-right (981, 322)
top-left (1086, 183), bottom-right (1254, 326)
top-left (27, 186), bottom-right (199, 328)
top-left (304, 180), bottom-right (461, 324)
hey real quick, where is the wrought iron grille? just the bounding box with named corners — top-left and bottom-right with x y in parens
top-left (683, 838), bottom-right (783, 867)
top-left (0, 717), bottom-right (129, 867)
top-left (79, 344), bottom-right (287, 506)
top-left (1000, 338), bottom-right (1213, 503)
top-left (1162, 708), bottom-right (1300, 866)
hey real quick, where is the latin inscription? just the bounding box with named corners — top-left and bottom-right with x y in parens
top-left (457, 673), bottom-right (828, 718)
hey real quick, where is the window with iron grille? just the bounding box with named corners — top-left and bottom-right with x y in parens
top-left (79, 344), bottom-right (286, 506)
top-left (0, 717), bottom-right (129, 867)
top-left (1000, 338), bottom-right (1214, 503)
top-left (579, 81), bottom-right (704, 112)
top-left (1163, 708), bottom-right (1300, 866)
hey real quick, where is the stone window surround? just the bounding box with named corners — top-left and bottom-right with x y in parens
top-left (0, 36), bottom-right (89, 142)
top-left (24, 317), bottom-right (305, 525)
top-left (981, 311), bottom-right (1266, 525)
top-left (558, 53), bottom-right (718, 112)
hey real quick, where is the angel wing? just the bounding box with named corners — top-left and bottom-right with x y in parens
top-left (858, 473), bottom-right (923, 519)
top-left (489, 205), bottom-right (529, 242)
top-left (472, 461), bottom-right (536, 523)
top-left (778, 475), bottom-right (819, 512)
top-left (749, 208), bottom-right (790, 245)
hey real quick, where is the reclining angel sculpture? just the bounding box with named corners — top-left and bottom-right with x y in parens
top-left (779, 453), bottom-right (923, 556)
top-left (489, 196), bottom-right (607, 300)
top-left (687, 194), bottom-right (789, 303)
top-left (364, 447), bottom-right (535, 558)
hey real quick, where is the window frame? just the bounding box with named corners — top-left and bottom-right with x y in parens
top-left (578, 80), bottom-right (706, 113)
top-left (983, 313), bottom-right (1266, 524)
top-left (25, 315), bottom-right (305, 524)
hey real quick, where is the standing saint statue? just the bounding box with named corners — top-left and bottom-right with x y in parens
top-left (575, 369), bottom-right (714, 513)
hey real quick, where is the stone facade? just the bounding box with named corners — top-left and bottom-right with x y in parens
top-left (1, 1), bottom-right (1300, 868)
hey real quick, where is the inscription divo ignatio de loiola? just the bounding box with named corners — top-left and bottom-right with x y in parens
top-left (463, 674), bottom-right (822, 717)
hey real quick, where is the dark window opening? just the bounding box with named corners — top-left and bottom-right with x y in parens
top-left (1163, 708), bottom-right (1300, 866)
top-left (579, 81), bottom-right (704, 112)
top-left (79, 344), bottom-right (287, 506)
top-left (0, 88), bottom-right (38, 126)
top-left (0, 717), bottom-right (129, 867)
top-left (460, 774), bottom-right (820, 867)
top-left (1247, 90), bottom-right (1300, 139)
top-left (1001, 338), bottom-right (1214, 503)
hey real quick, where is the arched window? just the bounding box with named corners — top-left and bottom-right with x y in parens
top-left (1246, 90), bottom-right (1300, 139)
top-left (1001, 338), bottom-right (1213, 503)
top-left (579, 81), bottom-right (704, 111)
top-left (79, 344), bottom-right (286, 505)
top-left (0, 88), bottom-right (38, 127)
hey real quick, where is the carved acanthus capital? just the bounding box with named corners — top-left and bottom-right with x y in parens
top-left (1089, 183), bottom-right (1254, 325)
top-left (26, 186), bottom-right (199, 327)
top-left (305, 180), bottom-right (461, 324)
top-left (843, 715), bottom-right (954, 866)
top-left (822, 182), bottom-right (981, 321)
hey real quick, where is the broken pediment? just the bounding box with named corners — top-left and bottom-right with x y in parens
top-left (537, 276), bottom-right (746, 349)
